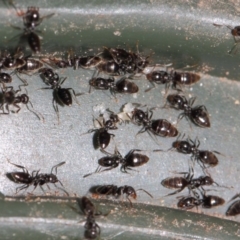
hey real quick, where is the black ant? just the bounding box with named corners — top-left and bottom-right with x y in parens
top-left (96, 60), bottom-right (121, 76)
top-left (89, 185), bottom-right (153, 207)
top-left (89, 77), bottom-right (115, 92)
top-left (77, 196), bottom-right (99, 216)
top-left (177, 195), bottom-right (200, 210)
top-left (40, 72), bottom-right (81, 122)
top-left (161, 166), bottom-right (220, 196)
top-left (105, 46), bottom-right (149, 75)
top-left (213, 23), bottom-right (240, 54)
top-left (15, 58), bottom-right (44, 85)
top-left (25, 31), bottom-right (41, 53)
top-left (0, 86), bottom-right (44, 121)
top-left (166, 94), bottom-right (210, 128)
top-left (87, 110), bottom-right (120, 150)
top-left (131, 107), bottom-right (178, 138)
top-left (76, 197), bottom-right (101, 240)
top-left (6, 159), bottom-right (67, 195)
top-left (39, 67), bottom-right (59, 83)
top-left (115, 77), bottom-right (139, 94)
top-left (171, 137), bottom-right (220, 167)
top-left (89, 77), bottom-right (139, 95)
top-left (0, 72), bottom-right (12, 87)
top-left (105, 47), bottom-right (133, 64)
top-left (226, 194), bottom-right (240, 216)
top-left (84, 215), bottom-right (101, 240)
top-left (71, 56), bottom-right (102, 70)
top-left (146, 68), bottom-right (200, 91)
top-left (43, 56), bottom-right (70, 69)
top-left (7, 1), bottom-right (54, 31)
top-left (177, 191), bottom-right (225, 210)
top-left (83, 148), bottom-right (149, 177)
top-left (7, 1), bottom-right (54, 53)
top-left (17, 58), bottom-right (43, 74)
top-left (2, 56), bottom-right (26, 70)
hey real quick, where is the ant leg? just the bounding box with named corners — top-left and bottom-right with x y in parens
top-left (228, 43), bottom-right (238, 55)
top-left (172, 83), bottom-right (183, 93)
top-left (15, 184), bottom-right (29, 194)
top-left (38, 87), bottom-right (52, 90)
top-left (229, 193), bottom-right (240, 202)
top-left (85, 165), bottom-right (100, 177)
top-left (16, 73), bottom-right (28, 86)
top-left (163, 82), bottom-right (171, 96)
top-left (144, 81), bottom-right (156, 92)
top-left (120, 165), bottom-right (128, 174)
top-left (31, 170), bottom-right (40, 179)
top-left (100, 148), bottom-right (115, 156)
top-left (87, 128), bottom-right (97, 134)
top-left (26, 100), bottom-right (45, 122)
top-left (67, 88), bottom-right (83, 105)
top-left (188, 137), bottom-right (195, 146)
top-left (176, 113), bottom-right (185, 125)
top-left (12, 103), bottom-right (21, 113)
top-left (126, 196), bottom-right (133, 207)
top-left (7, 159), bottom-right (29, 173)
top-left (40, 13), bottom-right (55, 21)
top-left (124, 149), bottom-right (142, 160)
top-left (39, 185), bottom-right (46, 194)
top-left (1, 103), bottom-right (9, 115)
top-left (52, 99), bottom-right (60, 124)
top-left (3, 86), bottom-right (14, 92)
top-left (136, 126), bottom-right (147, 136)
top-left (164, 188), bottom-right (184, 197)
top-left (54, 183), bottom-right (69, 196)
top-left (83, 166), bottom-right (115, 178)
top-left (88, 85), bottom-right (92, 94)
top-left (59, 77), bottom-right (67, 85)
top-left (189, 97), bottom-right (196, 107)
top-left (198, 105), bottom-right (208, 113)
top-left (148, 109), bottom-right (154, 120)
top-left (120, 166), bottom-right (138, 174)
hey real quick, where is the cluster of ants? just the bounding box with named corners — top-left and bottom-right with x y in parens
top-left (2, 1), bottom-right (240, 239)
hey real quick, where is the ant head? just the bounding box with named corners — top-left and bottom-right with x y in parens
top-left (20, 94), bottom-right (29, 104)
top-left (3, 90), bottom-right (15, 103)
top-left (108, 48), bottom-right (129, 61)
top-left (202, 176), bottom-right (214, 186)
top-left (0, 72), bottom-right (12, 83)
top-left (167, 94), bottom-right (187, 110)
top-left (124, 186), bottom-right (137, 199)
top-left (84, 220), bottom-right (100, 239)
top-left (48, 174), bottom-right (58, 183)
top-left (149, 70), bottom-right (170, 83)
top-left (231, 27), bottom-right (240, 37)
top-left (172, 140), bottom-right (192, 154)
top-left (132, 108), bottom-right (148, 124)
top-left (25, 7), bottom-right (40, 28)
top-left (109, 112), bottom-right (119, 122)
top-left (177, 196), bottom-right (198, 209)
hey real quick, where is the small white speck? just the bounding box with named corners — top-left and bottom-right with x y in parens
top-left (113, 30), bottom-right (121, 36)
top-left (132, 93), bottom-right (138, 98)
top-left (93, 103), bottom-right (106, 114)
